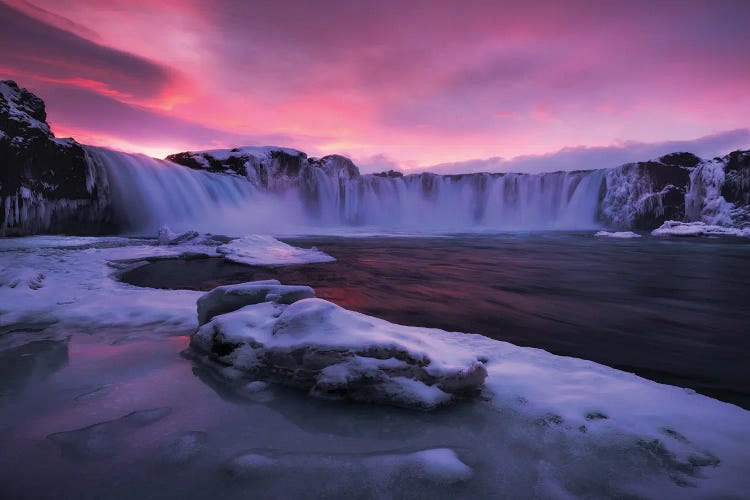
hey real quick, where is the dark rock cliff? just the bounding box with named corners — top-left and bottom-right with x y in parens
top-left (0, 81), bottom-right (112, 235)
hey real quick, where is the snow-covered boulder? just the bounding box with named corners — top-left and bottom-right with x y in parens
top-left (216, 235), bottom-right (335, 266)
top-left (651, 220), bottom-right (750, 237)
top-left (594, 231), bottom-right (641, 239)
top-left (196, 280), bottom-right (315, 325)
top-left (157, 225), bottom-right (201, 245)
top-left (191, 296), bottom-right (488, 409)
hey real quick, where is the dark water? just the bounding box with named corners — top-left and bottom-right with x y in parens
top-left (121, 234), bottom-right (750, 408)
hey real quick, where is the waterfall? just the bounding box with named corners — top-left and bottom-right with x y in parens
top-left (90, 148), bottom-right (309, 235)
top-left (90, 147), bottom-right (607, 235)
top-left (303, 170), bottom-right (606, 230)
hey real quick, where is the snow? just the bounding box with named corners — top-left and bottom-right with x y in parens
top-left (600, 163), bottom-right (663, 229)
top-left (0, 235), bottom-right (129, 250)
top-left (157, 225), bottom-right (201, 245)
top-left (0, 266), bottom-right (45, 289)
top-left (0, 234), bottom-right (331, 338)
top-left (652, 220), bottom-right (750, 237)
top-left (223, 447), bottom-right (473, 485)
top-left (196, 280), bottom-right (315, 324)
top-left (2, 235), bottom-right (750, 496)
top-left (192, 146), bottom-right (304, 162)
top-left (0, 238), bottom-right (204, 335)
top-left (594, 230), bottom-right (641, 238)
top-left (186, 278), bottom-right (750, 493)
top-left (216, 235), bottom-right (335, 266)
top-left (192, 297), bottom-right (487, 409)
top-left (0, 81), bottom-right (50, 135)
top-left (685, 160), bottom-right (734, 226)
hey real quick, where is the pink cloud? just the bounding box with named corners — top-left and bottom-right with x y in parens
top-left (1, 0), bottom-right (748, 168)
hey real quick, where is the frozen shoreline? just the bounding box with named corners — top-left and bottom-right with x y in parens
top-left (1, 234), bottom-right (750, 498)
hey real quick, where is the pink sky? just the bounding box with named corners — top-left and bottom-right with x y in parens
top-left (1, 0), bottom-right (749, 172)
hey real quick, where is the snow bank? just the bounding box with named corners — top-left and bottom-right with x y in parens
top-left (191, 296), bottom-right (488, 409)
top-left (594, 230), bottom-right (641, 239)
top-left (652, 220), bottom-right (750, 237)
top-left (0, 234), bottom-right (335, 337)
top-left (224, 447), bottom-right (473, 485)
top-left (3, 235), bottom-right (750, 496)
top-left (216, 235), bottom-right (335, 266)
top-left (0, 238), bottom-right (204, 334)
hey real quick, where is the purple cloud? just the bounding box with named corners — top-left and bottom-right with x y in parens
top-left (420, 129), bottom-right (750, 174)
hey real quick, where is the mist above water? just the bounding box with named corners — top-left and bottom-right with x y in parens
top-left (93, 148), bottom-right (607, 235)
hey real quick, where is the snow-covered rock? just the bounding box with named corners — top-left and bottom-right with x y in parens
top-left (594, 230), bottom-right (641, 238)
top-left (191, 296), bottom-right (488, 409)
top-left (651, 220), bottom-right (750, 237)
top-left (196, 280), bottom-right (315, 325)
top-left (216, 235), bottom-right (335, 266)
top-left (598, 155), bottom-right (692, 230)
top-left (1, 80), bottom-right (112, 236)
top-left (166, 147), bottom-right (360, 188)
top-left (685, 159), bottom-right (734, 226)
top-left (157, 225), bottom-right (201, 245)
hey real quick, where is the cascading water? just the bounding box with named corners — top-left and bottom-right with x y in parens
top-left (312, 170), bottom-right (606, 230)
top-left (90, 148), bottom-right (309, 235)
top-left (90, 147), bottom-right (608, 234)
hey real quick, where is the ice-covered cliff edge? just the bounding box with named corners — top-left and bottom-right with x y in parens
top-left (0, 80), bottom-right (111, 235)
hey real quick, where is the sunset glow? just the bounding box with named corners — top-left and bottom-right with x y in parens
top-left (1, 0), bottom-right (748, 172)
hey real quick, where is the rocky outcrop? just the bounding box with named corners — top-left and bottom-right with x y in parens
top-left (598, 155), bottom-right (693, 229)
top-left (0, 81), bottom-right (112, 235)
top-left (166, 147), bottom-right (360, 189)
top-left (165, 147), bottom-right (361, 219)
top-left (720, 150), bottom-right (750, 226)
top-left (190, 282), bottom-right (488, 410)
top-left (373, 170), bottom-right (404, 178)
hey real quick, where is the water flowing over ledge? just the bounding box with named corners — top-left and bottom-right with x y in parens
top-left (2, 80), bottom-right (749, 236)
top-left (96, 147), bottom-right (609, 234)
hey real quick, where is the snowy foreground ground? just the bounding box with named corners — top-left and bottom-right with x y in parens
top-left (1, 235), bottom-right (750, 499)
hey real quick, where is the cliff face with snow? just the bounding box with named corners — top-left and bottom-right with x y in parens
top-left (599, 153), bottom-right (695, 229)
top-left (1, 80), bottom-right (749, 235)
top-left (0, 80), bottom-right (112, 235)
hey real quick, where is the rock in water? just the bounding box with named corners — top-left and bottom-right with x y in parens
top-left (191, 292), bottom-right (488, 410)
top-left (157, 225), bottom-right (201, 245)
